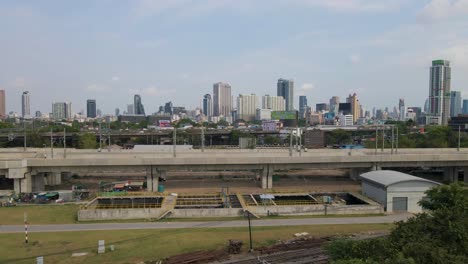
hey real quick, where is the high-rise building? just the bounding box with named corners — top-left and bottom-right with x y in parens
top-left (346, 93), bottom-right (360, 123)
top-left (115, 108), bottom-right (120, 117)
top-left (52, 102), bottom-right (72, 120)
top-left (316, 103), bottom-right (329, 113)
top-left (463, 100), bottom-right (468, 114)
top-left (237, 94), bottom-right (259, 121)
top-left (96, 109), bottom-right (102, 117)
top-left (299, 96), bottom-right (308, 118)
top-left (203, 94), bottom-right (213, 118)
top-left (450, 91), bottom-right (461, 117)
top-left (429, 60), bottom-right (451, 125)
top-left (86, 99), bottom-right (97, 118)
top-left (0, 90), bottom-right (5, 119)
top-left (164, 101), bottom-right (173, 115)
top-left (339, 103), bottom-right (352, 115)
top-left (134, 94), bottom-right (145, 116)
top-left (21, 91), bottom-right (30, 118)
top-left (277, 78), bottom-right (294, 111)
top-left (127, 104), bottom-right (134, 115)
top-left (399, 98), bottom-right (406, 121)
top-left (35, 111), bottom-right (42, 118)
top-left (213, 82), bottom-right (232, 117)
top-left (262, 95), bottom-right (285, 111)
top-left (329, 96), bottom-right (340, 114)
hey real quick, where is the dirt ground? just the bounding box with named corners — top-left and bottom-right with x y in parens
top-left (52, 169), bottom-right (360, 194)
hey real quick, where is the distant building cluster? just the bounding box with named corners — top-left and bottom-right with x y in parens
top-left (0, 59), bottom-right (466, 130)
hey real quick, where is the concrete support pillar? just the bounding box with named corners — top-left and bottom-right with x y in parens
top-left (146, 167), bottom-right (160, 192)
top-left (463, 167), bottom-right (468, 184)
top-left (13, 174), bottom-right (33, 193)
top-left (349, 168), bottom-right (361, 181)
top-left (45, 172), bottom-right (62, 186)
top-left (443, 167), bottom-right (458, 182)
top-left (261, 166), bottom-right (273, 189)
top-left (32, 173), bottom-right (45, 192)
top-left (371, 164), bottom-right (382, 171)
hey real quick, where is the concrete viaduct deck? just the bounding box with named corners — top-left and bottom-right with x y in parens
top-left (1, 148), bottom-right (467, 193)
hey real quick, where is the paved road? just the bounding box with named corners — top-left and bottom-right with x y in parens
top-left (0, 214), bottom-right (411, 233)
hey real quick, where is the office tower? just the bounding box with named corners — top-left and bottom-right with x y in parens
top-left (407, 107), bottom-right (422, 121)
top-left (164, 101), bottom-right (173, 115)
top-left (134, 94), bottom-right (145, 116)
top-left (21, 91), bottom-right (30, 118)
top-left (329, 96), bottom-right (340, 114)
top-left (52, 102), bottom-right (72, 120)
top-left (463, 100), bottom-right (468, 114)
top-left (35, 111), bottom-right (42, 118)
top-left (339, 103), bottom-right (352, 115)
top-left (213, 82), bottom-right (232, 117)
top-left (237, 94), bottom-right (259, 121)
top-left (346, 93), bottom-right (360, 123)
top-left (127, 104), bottom-right (134, 115)
top-left (115, 108), bottom-right (120, 117)
top-left (399, 98), bottom-right (406, 121)
top-left (0, 90), bottom-right (5, 119)
top-left (86, 99), bottom-right (97, 118)
top-left (450, 91), bottom-right (461, 117)
top-left (316, 103), bottom-right (329, 112)
top-left (262, 95), bottom-right (285, 111)
top-left (203, 94), bottom-right (213, 118)
top-left (429, 60), bottom-right (451, 125)
top-left (299, 96), bottom-right (308, 118)
top-left (277, 78), bottom-right (294, 111)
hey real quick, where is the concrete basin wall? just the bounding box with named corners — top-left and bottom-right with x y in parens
top-left (249, 204), bottom-right (382, 216)
top-left (170, 208), bottom-right (244, 218)
top-left (78, 208), bottom-right (165, 221)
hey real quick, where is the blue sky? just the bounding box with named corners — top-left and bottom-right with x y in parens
top-left (1, 0), bottom-right (468, 115)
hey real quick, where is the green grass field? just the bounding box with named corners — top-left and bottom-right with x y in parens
top-left (0, 224), bottom-right (393, 264)
top-left (0, 204), bottom-right (79, 225)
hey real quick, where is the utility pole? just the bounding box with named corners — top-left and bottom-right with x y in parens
top-left (23, 119), bottom-right (26, 151)
top-left (289, 130), bottom-right (293, 157)
top-left (381, 126), bottom-right (384, 152)
top-left (396, 126), bottom-right (399, 153)
top-left (99, 119), bottom-right (102, 151)
top-left (246, 211), bottom-right (253, 252)
top-left (391, 126), bottom-right (394, 155)
top-left (63, 128), bottom-right (66, 158)
top-left (107, 121), bottom-right (111, 152)
top-left (375, 127), bottom-right (378, 154)
top-left (458, 125), bottom-right (461, 152)
top-left (173, 128), bottom-right (177, 158)
top-left (201, 126), bottom-right (205, 152)
top-left (50, 129), bottom-right (54, 159)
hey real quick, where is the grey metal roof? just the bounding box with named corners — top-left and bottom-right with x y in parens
top-left (360, 170), bottom-right (441, 188)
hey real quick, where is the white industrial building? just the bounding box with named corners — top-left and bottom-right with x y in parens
top-left (360, 170), bottom-right (441, 213)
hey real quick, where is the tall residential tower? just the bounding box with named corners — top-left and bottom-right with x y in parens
top-left (277, 78), bottom-right (294, 111)
top-left (22, 91), bottom-right (30, 118)
top-left (213, 82), bottom-right (232, 117)
top-left (428, 60), bottom-right (451, 125)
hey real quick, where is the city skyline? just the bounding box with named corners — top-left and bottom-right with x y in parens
top-left (1, 1), bottom-right (468, 115)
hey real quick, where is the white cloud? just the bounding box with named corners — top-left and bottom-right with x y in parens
top-left (129, 86), bottom-right (175, 97)
top-left (86, 84), bottom-right (111, 92)
top-left (9, 77), bottom-right (27, 88)
top-left (111, 76), bottom-right (120, 82)
top-left (349, 54), bottom-right (361, 64)
top-left (297, 83), bottom-right (315, 95)
top-left (287, 0), bottom-right (408, 13)
top-left (418, 0), bottom-right (468, 22)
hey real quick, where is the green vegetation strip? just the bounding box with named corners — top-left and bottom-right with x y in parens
top-left (0, 224), bottom-right (392, 264)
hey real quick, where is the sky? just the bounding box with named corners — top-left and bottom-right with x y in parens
top-left (1, 0), bottom-right (468, 115)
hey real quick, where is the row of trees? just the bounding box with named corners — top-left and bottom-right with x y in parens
top-left (326, 183), bottom-right (468, 263)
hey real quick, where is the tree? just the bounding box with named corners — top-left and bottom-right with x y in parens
top-left (78, 133), bottom-right (98, 149)
top-left (26, 130), bottom-right (47, 147)
top-left (326, 129), bottom-right (352, 145)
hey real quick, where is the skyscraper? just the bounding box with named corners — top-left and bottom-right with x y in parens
top-left (213, 82), bottom-right (232, 117)
top-left (115, 108), bottom-right (120, 117)
top-left (203, 94), bottom-right (213, 118)
top-left (134, 94), bottom-right (145, 116)
top-left (127, 104), bottom-right (134, 115)
top-left (463, 100), bottom-right (468, 114)
top-left (277, 78), bottom-right (294, 111)
top-left (22, 91), bottom-right (30, 118)
top-left (399, 98), bottom-right (406, 121)
top-left (237, 94), bottom-right (259, 121)
top-left (299, 96), bottom-right (308, 118)
top-left (316, 103), bottom-right (329, 112)
top-left (52, 102), bottom-right (72, 120)
top-left (262, 95), bottom-right (285, 111)
top-left (329, 96), bottom-right (340, 114)
top-left (164, 101), bottom-right (173, 115)
top-left (346, 93), bottom-right (360, 123)
top-left (429, 60), bottom-right (451, 125)
top-left (0, 90), bottom-right (5, 119)
top-left (450, 91), bottom-right (461, 117)
top-left (86, 99), bottom-right (97, 118)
